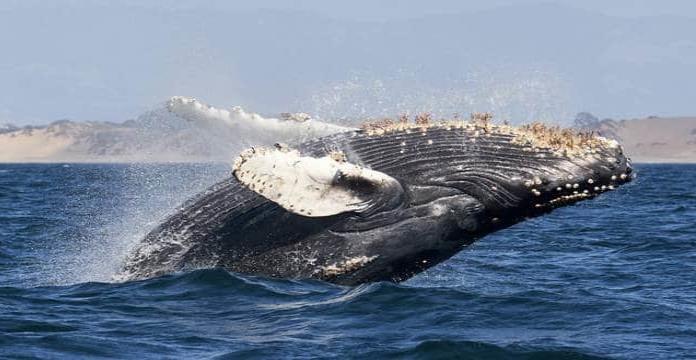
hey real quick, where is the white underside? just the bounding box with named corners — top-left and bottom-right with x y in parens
top-left (233, 147), bottom-right (397, 217)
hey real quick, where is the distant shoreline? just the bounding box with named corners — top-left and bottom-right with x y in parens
top-left (3, 114), bottom-right (696, 164)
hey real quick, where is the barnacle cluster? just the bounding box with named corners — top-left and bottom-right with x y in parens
top-left (512, 122), bottom-right (616, 157)
top-left (359, 113), bottom-right (618, 158)
top-left (328, 149), bottom-right (347, 163)
top-left (318, 255), bottom-right (378, 277)
top-left (360, 117), bottom-right (398, 132)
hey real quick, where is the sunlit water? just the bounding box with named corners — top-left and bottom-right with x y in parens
top-left (0, 164), bottom-right (694, 359)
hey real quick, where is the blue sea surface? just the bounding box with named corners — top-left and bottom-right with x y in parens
top-left (0, 163), bottom-right (694, 359)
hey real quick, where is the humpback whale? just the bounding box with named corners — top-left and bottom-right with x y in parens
top-left (119, 112), bottom-right (633, 285)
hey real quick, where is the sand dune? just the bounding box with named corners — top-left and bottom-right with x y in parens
top-left (0, 129), bottom-right (75, 163)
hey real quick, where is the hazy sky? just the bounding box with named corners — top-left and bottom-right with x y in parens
top-left (1, 0), bottom-right (695, 125)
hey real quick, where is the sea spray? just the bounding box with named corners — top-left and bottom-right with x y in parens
top-left (44, 163), bottom-right (228, 285)
top-left (298, 67), bottom-right (576, 126)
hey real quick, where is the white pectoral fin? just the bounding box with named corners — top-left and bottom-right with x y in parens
top-left (232, 147), bottom-right (403, 217)
top-left (167, 96), bottom-right (352, 144)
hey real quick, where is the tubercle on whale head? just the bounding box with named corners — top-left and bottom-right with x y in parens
top-left (514, 159), bottom-right (632, 213)
top-left (499, 123), bottom-right (633, 218)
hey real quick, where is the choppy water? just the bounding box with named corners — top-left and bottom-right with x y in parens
top-left (0, 163), bottom-right (694, 359)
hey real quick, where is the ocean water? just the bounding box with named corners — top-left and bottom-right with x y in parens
top-left (0, 163), bottom-right (694, 359)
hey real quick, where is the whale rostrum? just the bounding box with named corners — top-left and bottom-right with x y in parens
top-left (118, 117), bottom-right (633, 285)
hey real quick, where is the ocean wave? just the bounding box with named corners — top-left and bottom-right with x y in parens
top-left (366, 339), bottom-right (610, 360)
top-left (0, 269), bottom-right (611, 359)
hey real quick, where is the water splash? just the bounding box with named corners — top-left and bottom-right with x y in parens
top-left (43, 163), bottom-right (228, 285)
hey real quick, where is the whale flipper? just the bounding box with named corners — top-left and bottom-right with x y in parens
top-left (167, 96), bottom-right (350, 145)
top-left (232, 146), bottom-right (404, 217)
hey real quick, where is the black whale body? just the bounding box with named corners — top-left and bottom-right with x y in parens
top-left (120, 125), bottom-right (633, 285)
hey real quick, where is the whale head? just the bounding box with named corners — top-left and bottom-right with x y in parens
top-left (231, 118), bottom-right (634, 285)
